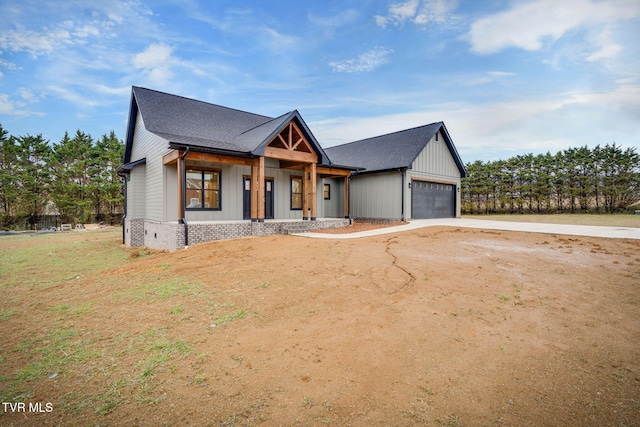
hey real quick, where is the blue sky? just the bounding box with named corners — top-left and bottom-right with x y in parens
top-left (1, 0), bottom-right (639, 162)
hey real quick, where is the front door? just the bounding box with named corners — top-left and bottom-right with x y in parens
top-left (243, 177), bottom-right (251, 220)
top-left (264, 179), bottom-right (274, 219)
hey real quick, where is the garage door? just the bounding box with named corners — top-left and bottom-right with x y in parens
top-left (411, 181), bottom-right (456, 219)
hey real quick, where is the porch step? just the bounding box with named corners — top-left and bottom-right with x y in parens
top-left (281, 223), bottom-right (313, 234)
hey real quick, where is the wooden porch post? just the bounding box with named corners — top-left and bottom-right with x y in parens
top-left (251, 158), bottom-right (259, 221)
top-left (177, 151), bottom-right (184, 222)
top-left (310, 162), bottom-right (317, 220)
top-left (302, 165), bottom-right (309, 220)
top-left (257, 156), bottom-right (265, 221)
top-left (344, 175), bottom-right (350, 218)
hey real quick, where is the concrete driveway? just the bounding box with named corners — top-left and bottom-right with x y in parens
top-left (300, 218), bottom-right (640, 240)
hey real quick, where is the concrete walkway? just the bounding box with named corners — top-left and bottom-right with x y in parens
top-left (298, 218), bottom-right (640, 240)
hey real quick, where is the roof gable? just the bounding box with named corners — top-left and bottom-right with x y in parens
top-left (325, 122), bottom-right (467, 177)
top-left (249, 111), bottom-right (330, 164)
top-left (123, 87), bottom-right (329, 164)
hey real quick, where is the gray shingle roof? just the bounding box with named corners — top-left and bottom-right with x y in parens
top-left (125, 87), bottom-right (331, 164)
top-left (124, 87), bottom-right (465, 176)
top-left (132, 86), bottom-right (274, 153)
top-left (325, 122), bottom-right (468, 177)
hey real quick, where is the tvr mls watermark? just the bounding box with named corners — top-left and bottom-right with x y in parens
top-left (2, 402), bottom-right (53, 413)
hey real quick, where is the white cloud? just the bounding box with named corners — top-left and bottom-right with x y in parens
top-left (585, 28), bottom-right (621, 62)
top-left (0, 93), bottom-right (16, 114)
top-left (259, 27), bottom-right (301, 54)
top-left (132, 43), bottom-right (175, 85)
top-left (0, 59), bottom-right (19, 78)
top-left (464, 71), bottom-right (515, 86)
top-left (0, 1), bottom-right (156, 59)
top-left (375, 0), bottom-right (461, 29)
top-left (467, 0), bottom-right (640, 55)
top-left (375, 0), bottom-right (419, 28)
top-left (329, 47), bottom-right (393, 73)
top-left (312, 83), bottom-right (640, 161)
top-left (0, 92), bottom-right (44, 117)
top-left (17, 87), bottom-right (38, 103)
top-left (47, 86), bottom-right (99, 107)
top-left (0, 29), bottom-right (71, 58)
top-left (308, 9), bottom-right (360, 30)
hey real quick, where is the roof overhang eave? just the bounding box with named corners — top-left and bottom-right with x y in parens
top-left (117, 157), bottom-right (147, 175)
top-left (168, 143), bottom-right (256, 159)
top-left (352, 166), bottom-right (410, 175)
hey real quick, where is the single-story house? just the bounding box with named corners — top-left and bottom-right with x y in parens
top-left (119, 86), bottom-right (467, 250)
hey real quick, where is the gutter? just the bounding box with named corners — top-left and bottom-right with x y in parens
top-left (116, 158), bottom-right (147, 245)
top-left (117, 169), bottom-right (128, 244)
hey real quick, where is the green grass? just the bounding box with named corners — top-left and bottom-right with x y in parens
top-left (139, 332), bottom-right (193, 378)
top-left (0, 309), bottom-right (16, 322)
top-left (1, 327), bottom-right (97, 403)
top-left (463, 213), bottom-right (640, 228)
top-left (0, 229), bottom-right (202, 418)
top-left (0, 229), bottom-right (129, 290)
top-left (170, 305), bottom-right (185, 314)
top-left (211, 310), bottom-right (246, 327)
top-left (120, 277), bottom-right (203, 302)
top-left (48, 303), bottom-right (92, 319)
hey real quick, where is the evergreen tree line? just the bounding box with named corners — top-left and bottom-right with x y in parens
top-left (462, 144), bottom-right (640, 214)
top-left (0, 123), bottom-right (124, 230)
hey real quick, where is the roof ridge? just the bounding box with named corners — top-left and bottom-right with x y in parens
top-left (327, 121), bottom-right (443, 149)
top-left (237, 111), bottom-right (293, 136)
top-left (132, 86), bottom-right (274, 121)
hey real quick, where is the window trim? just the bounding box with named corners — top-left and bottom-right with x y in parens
top-left (290, 176), bottom-right (303, 210)
top-left (323, 183), bottom-right (331, 200)
top-left (185, 169), bottom-right (222, 211)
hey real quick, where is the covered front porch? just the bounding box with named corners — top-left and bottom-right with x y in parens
top-left (150, 119), bottom-right (354, 249)
top-left (162, 119), bottom-right (352, 224)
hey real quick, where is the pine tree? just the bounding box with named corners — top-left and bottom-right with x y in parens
top-left (50, 130), bottom-right (95, 223)
top-left (91, 131), bottom-right (125, 222)
top-left (14, 134), bottom-right (52, 228)
top-left (0, 124), bottom-right (20, 227)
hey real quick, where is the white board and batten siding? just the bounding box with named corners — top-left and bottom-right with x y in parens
top-left (409, 135), bottom-right (463, 218)
top-left (321, 178), bottom-right (345, 218)
top-left (349, 172), bottom-right (403, 220)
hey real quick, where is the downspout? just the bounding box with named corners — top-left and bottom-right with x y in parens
top-left (180, 148), bottom-right (190, 248)
top-left (117, 170), bottom-right (128, 244)
top-left (398, 169), bottom-right (405, 221)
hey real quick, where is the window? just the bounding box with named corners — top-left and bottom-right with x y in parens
top-left (291, 176), bottom-right (302, 210)
top-left (186, 169), bottom-right (221, 210)
top-left (324, 183), bottom-right (331, 200)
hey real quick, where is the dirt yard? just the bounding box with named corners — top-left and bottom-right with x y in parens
top-left (1, 226), bottom-right (639, 426)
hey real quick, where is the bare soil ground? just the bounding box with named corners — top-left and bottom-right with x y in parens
top-left (1, 226), bottom-right (639, 426)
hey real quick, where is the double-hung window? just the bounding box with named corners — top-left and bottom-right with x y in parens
top-left (186, 169), bottom-right (221, 210)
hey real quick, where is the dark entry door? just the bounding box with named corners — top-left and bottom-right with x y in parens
top-left (243, 177), bottom-right (251, 220)
top-left (264, 179), bottom-right (274, 219)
